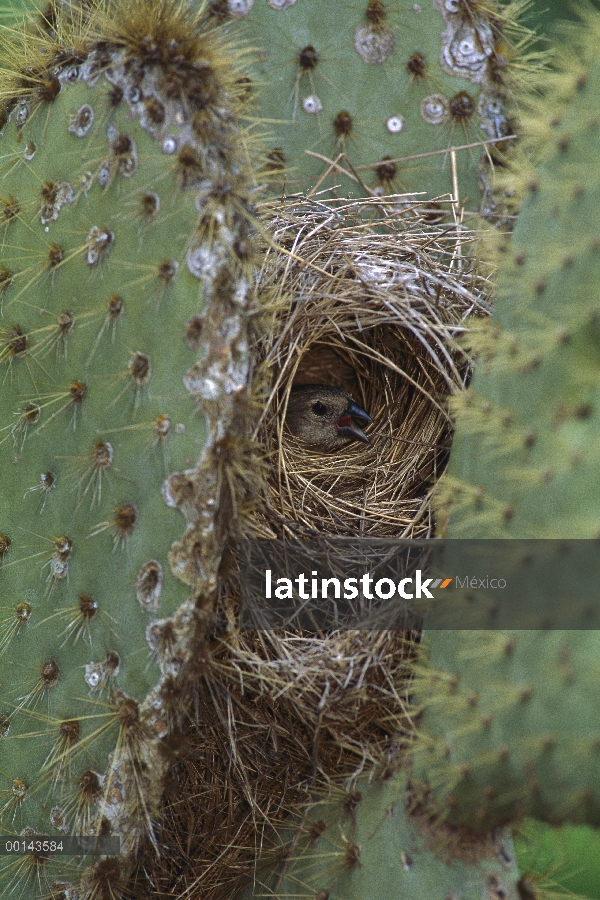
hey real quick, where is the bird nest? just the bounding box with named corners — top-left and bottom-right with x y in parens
top-left (251, 195), bottom-right (490, 539)
top-left (131, 197), bottom-right (491, 900)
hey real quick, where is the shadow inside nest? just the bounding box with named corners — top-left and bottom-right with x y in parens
top-left (252, 195), bottom-right (490, 540)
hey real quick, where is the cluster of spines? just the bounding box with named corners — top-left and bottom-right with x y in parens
top-left (409, 631), bottom-right (600, 834)
top-left (216, 0), bottom-right (547, 212)
top-left (417, 13), bottom-right (600, 896)
top-left (239, 769), bottom-right (522, 900)
top-left (435, 4), bottom-right (600, 539)
top-left (0, 1), bottom-right (268, 898)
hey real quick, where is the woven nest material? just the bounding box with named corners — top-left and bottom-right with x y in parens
top-left (251, 196), bottom-right (490, 539)
top-left (134, 629), bottom-right (417, 900)
top-left (131, 197), bottom-right (491, 900)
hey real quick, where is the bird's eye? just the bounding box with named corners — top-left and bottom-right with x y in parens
top-left (312, 401), bottom-right (327, 416)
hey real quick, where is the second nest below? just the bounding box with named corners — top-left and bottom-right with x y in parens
top-left (252, 196), bottom-right (490, 539)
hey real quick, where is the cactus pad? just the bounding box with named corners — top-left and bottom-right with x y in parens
top-left (411, 631), bottom-right (600, 832)
top-left (242, 769), bottom-right (521, 900)
top-left (414, 7), bottom-right (600, 840)
top-left (0, 0), bottom-right (263, 896)
top-left (232, 0), bottom-right (544, 213)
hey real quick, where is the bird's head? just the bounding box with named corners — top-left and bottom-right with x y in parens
top-left (285, 384), bottom-right (373, 452)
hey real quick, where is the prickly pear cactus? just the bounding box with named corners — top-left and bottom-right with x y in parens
top-left (438, 5), bottom-right (600, 539)
top-left (0, 0), bottom-right (263, 896)
top-left (222, 0), bottom-right (544, 212)
top-left (410, 631), bottom-right (600, 832)
top-left (242, 770), bottom-right (521, 900)
top-left (409, 5), bottom-right (600, 841)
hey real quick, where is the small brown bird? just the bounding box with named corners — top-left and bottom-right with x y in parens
top-left (285, 384), bottom-right (373, 452)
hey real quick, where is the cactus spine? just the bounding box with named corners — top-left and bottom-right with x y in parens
top-left (1, 0), bottom-right (592, 898)
top-left (239, 770), bottom-right (522, 900)
top-left (0, 0), bottom-right (265, 896)
top-left (224, 0), bottom-right (545, 214)
top-left (410, 0), bottom-right (600, 852)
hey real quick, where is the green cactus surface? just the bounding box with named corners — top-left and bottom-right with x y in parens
top-left (408, 2), bottom-right (600, 849)
top-left (228, 0), bottom-right (544, 214)
top-left (0, 0), bottom-right (263, 897)
top-left (0, 0), bottom-right (587, 897)
top-left (515, 820), bottom-right (600, 900)
top-left (410, 631), bottom-right (600, 832)
top-left (436, 6), bottom-right (600, 539)
top-left (241, 769), bottom-right (521, 900)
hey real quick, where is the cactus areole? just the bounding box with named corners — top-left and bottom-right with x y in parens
top-left (0, 0), bottom-right (265, 896)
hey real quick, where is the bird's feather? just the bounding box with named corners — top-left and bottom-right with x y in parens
top-left (285, 384), bottom-right (372, 452)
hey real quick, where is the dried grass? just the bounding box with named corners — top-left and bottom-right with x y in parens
top-left (250, 195), bottom-right (491, 539)
top-left (131, 628), bottom-right (416, 900)
top-left (129, 196), bottom-right (491, 900)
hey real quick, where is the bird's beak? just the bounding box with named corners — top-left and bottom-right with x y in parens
top-left (335, 400), bottom-right (373, 445)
